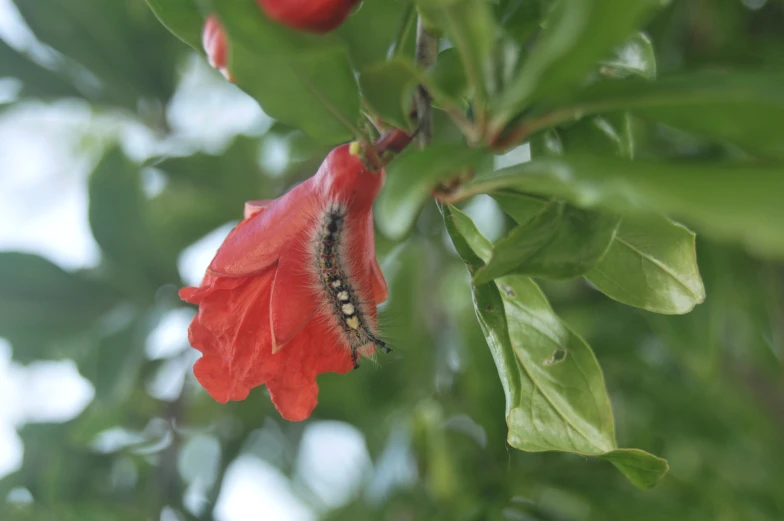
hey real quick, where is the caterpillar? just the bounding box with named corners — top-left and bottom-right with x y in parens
top-left (315, 204), bottom-right (390, 368)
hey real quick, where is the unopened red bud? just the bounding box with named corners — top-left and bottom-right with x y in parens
top-left (202, 15), bottom-right (232, 81)
top-left (256, 0), bottom-right (359, 33)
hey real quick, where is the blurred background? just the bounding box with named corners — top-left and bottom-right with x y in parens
top-left (1, 0), bottom-right (784, 520)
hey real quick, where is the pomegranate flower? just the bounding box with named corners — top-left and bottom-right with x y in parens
top-left (180, 143), bottom-right (389, 421)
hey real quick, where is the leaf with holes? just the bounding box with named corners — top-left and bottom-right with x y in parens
top-left (442, 204), bottom-right (668, 489)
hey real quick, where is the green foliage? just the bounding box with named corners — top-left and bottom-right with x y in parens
top-left (213, 0), bottom-right (361, 143)
top-left (473, 196), bottom-right (620, 282)
top-left (0, 253), bottom-right (120, 363)
top-left (10, 0), bottom-right (180, 116)
top-left (89, 149), bottom-right (180, 292)
top-left (585, 217), bottom-right (705, 314)
top-left (461, 155), bottom-right (784, 257)
top-left (443, 205), bottom-right (667, 486)
top-left (555, 72), bottom-right (784, 160)
top-left (145, 0), bottom-right (203, 50)
top-left (492, 0), bottom-right (664, 120)
top-left (0, 40), bottom-right (83, 100)
top-left (358, 59), bottom-right (419, 130)
top-left (376, 145), bottom-right (489, 239)
top-left (2, 0), bottom-right (784, 519)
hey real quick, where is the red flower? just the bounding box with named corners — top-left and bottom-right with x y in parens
top-left (180, 143), bottom-right (389, 421)
top-left (202, 15), bottom-right (232, 81)
top-left (256, 0), bottom-right (359, 33)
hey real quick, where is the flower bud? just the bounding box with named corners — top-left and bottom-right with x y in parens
top-left (202, 15), bottom-right (232, 81)
top-left (256, 0), bottom-right (359, 33)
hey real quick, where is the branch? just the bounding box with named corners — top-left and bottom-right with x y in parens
top-left (415, 17), bottom-right (437, 148)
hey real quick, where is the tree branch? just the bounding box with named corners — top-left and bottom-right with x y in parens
top-left (415, 17), bottom-right (437, 148)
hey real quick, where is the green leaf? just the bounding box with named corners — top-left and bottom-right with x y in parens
top-left (335, 0), bottom-right (407, 70)
top-left (441, 202), bottom-right (492, 267)
top-left (0, 39), bottom-right (82, 100)
top-left (416, 0), bottom-right (498, 102)
top-left (213, 0), bottom-right (361, 143)
top-left (87, 314), bottom-right (156, 405)
top-left (358, 59), bottom-right (418, 130)
top-left (89, 148), bottom-right (178, 290)
top-left (496, 0), bottom-right (543, 47)
top-left (358, 56), bottom-right (468, 127)
top-left (0, 253), bottom-right (119, 362)
top-left (492, 276), bottom-right (616, 454)
top-left (13, 0), bottom-right (178, 110)
top-left (465, 155), bottom-right (784, 258)
top-left (524, 116), bottom-right (701, 312)
top-left (210, 0), bottom-right (336, 55)
top-left (557, 72), bottom-right (784, 160)
top-left (474, 196), bottom-right (619, 283)
top-left (600, 32), bottom-right (657, 80)
top-left (493, 0), bottom-right (663, 121)
top-left (599, 449), bottom-right (671, 490)
top-left (376, 145), bottom-right (489, 240)
top-left (586, 217), bottom-right (705, 314)
top-left (558, 115), bottom-right (628, 156)
top-left (428, 48), bottom-right (469, 102)
top-left (442, 205), bottom-right (668, 489)
top-left (491, 192), bottom-right (550, 224)
top-left (145, 0), bottom-right (204, 50)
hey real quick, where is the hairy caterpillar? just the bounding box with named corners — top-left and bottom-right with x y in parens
top-left (314, 204), bottom-right (389, 368)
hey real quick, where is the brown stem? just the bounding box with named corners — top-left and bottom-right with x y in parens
top-left (433, 176), bottom-right (505, 205)
top-left (375, 128), bottom-right (414, 156)
top-left (415, 17), bottom-right (437, 148)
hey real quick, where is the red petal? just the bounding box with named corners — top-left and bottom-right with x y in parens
top-left (209, 181), bottom-right (317, 277)
top-left (266, 320), bottom-right (353, 421)
top-left (269, 227), bottom-right (318, 352)
top-left (266, 373), bottom-right (319, 422)
top-left (349, 211), bottom-right (388, 305)
top-left (179, 286), bottom-right (199, 302)
top-left (184, 270), bottom-right (280, 402)
top-left (244, 200), bottom-right (272, 220)
top-left (370, 256), bottom-right (388, 305)
top-left (365, 214), bottom-right (388, 304)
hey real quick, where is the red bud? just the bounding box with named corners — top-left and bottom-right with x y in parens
top-left (256, 0), bottom-right (359, 33)
top-left (202, 15), bottom-right (232, 81)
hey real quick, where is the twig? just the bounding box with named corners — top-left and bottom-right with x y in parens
top-left (415, 17), bottom-right (437, 148)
